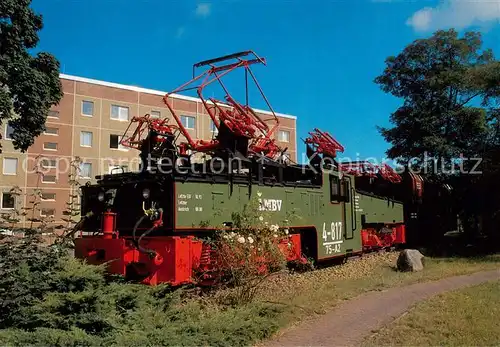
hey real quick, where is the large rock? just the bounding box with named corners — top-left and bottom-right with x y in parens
top-left (397, 249), bottom-right (424, 272)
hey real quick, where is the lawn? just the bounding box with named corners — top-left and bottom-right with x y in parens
top-left (363, 280), bottom-right (500, 346)
top-left (254, 253), bottom-right (500, 322)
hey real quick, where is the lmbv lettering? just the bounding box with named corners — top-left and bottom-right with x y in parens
top-left (258, 198), bottom-right (283, 212)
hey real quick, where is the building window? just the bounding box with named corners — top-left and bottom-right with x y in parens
top-left (181, 115), bottom-right (195, 130)
top-left (40, 208), bottom-right (56, 217)
top-left (3, 158), bottom-right (18, 175)
top-left (82, 101), bottom-right (94, 116)
top-left (79, 162), bottom-right (92, 179)
top-left (278, 130), bottom-right (290, 143)
top-left (109, 134), bottom-right (127, 151)
top-left (48, 110), bottom-right (59, 119)
top-left (4, 123), bottom-right (14, 140)
top-left (111, 105), bottom-right (129, 121)
top-left (80, 131), bottom-right (93, 147)
top-left (41, 158), bottom-right (57, 168)
top-left (210, 120), bottom-right (218, 134)
top-left (41, 193), bottom-right (56, 201)
top-left (150, 110), bottom-right (161, 118)
top-left (44, 127), bottom-right (59, 136)
top-left (42, 175), bottom-right (57, 183)
top-left (43, 142), bottom-right (58, 151)
top-left (1, 193), bottom-right (15, 209)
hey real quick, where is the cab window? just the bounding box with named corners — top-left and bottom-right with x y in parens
top-left (330, 175), bottom-right (350, 203)
top-left (330, 175), bottom-right (341, 202)
top-left (341, 178), bottom-right (350, 203)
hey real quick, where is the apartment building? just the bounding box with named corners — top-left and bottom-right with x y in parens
top-left (0, 74), bottom-right (297, 226)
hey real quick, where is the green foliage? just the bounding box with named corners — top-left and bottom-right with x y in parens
top-left (0, 233), bottom-right (283, 346)
top-left (0, 186), bottom-right (24, 229)
top-left (0, 234), bottom-right (65, 329)
top-left (375, 29), bottom-right (497, 170)
top-left (0, 0), bottom-right (63, 152)
top-left (110, 302), bottom-right (282, 347)
top-left (0, 303), bottom-right (282, 347)
top-left (0, 327), bottom-right (102, 347)
top-left (376, 29), bottom-right (500, 246)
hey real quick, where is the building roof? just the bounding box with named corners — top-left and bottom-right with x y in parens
top-left (60, 74), bottom-right (296, 120)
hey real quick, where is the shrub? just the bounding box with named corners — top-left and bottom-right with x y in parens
top-left (197, 197), bottom-right (301, 305)
top-left (0, 234), bottom-right (174, 333)
top-left (0, 231), bottom-right (284, 346)
top-left (0, 234), bottom-right (66, 329)
top-left (0, 327), bottom-right (102, 347)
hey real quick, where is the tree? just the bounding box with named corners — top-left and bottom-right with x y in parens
top-left (470, 61), bottom-right (500, 173)
top-left (0, 0), bottom-right (63, 152)
top-left (376, 29), bottom-right (500, 251)
top-left (375, 29), bottom-right (496, 174)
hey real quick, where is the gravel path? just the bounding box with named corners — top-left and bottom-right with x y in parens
top-left (261, 269), bottom-right (500, 347)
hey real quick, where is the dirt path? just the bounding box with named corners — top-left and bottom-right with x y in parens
top-left (261, 269), bottom-right (500, 347)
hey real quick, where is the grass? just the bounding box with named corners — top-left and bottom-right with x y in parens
top-left (363, 280), bottom-right (500, 346)
top-left (254, 253), bottom-right (500, 327)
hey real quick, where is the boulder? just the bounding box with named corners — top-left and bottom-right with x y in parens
top-left (397, 249), bottom-right (424, 272)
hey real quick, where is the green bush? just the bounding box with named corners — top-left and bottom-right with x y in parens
top-left (0, 328), bottom-right (102, 347)
top-left (0, 234), bottom-right (66, 329)
top-left (0, 235), bottom-right (283, 346)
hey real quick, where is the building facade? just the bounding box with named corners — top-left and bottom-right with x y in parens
top-left (0, 74), bottom-right (297, 227)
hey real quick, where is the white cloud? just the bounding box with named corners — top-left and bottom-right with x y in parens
top-left (406, 0), bottom-right (500, 32)
top-left (195, 3), bottom-right (211, 17)
top-left (175, 3), bottom-right (211, 38)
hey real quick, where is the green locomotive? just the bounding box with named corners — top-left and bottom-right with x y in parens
top-left (74, 51), bottom-right (407, 285)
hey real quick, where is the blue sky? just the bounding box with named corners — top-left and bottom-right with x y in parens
top-left (32, 0), bottom-right (500, 164)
